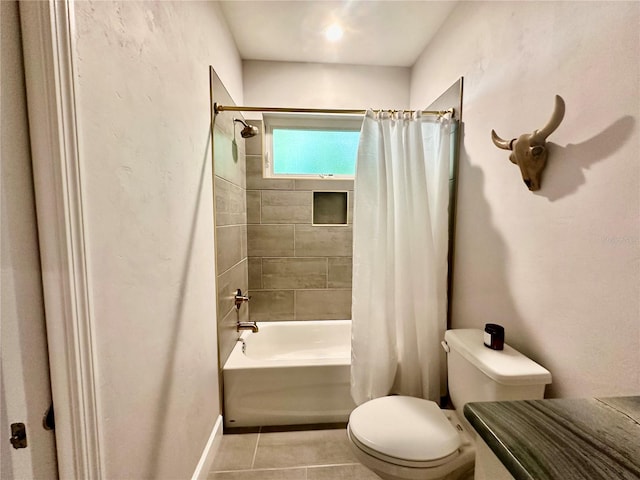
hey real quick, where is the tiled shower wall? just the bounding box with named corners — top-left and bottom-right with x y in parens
top-left (246, 121), bottom-right (354, 321)
top-left (212, 72), bottom-right (249, 365)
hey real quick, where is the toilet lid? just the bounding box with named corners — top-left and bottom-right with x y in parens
top-left (348, 396), bottom-right (461, 464)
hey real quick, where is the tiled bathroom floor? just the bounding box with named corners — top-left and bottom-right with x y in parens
top-left (208, 428), bottom-right (382, 479)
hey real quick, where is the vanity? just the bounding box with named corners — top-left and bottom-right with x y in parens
top-left (464, 396), bottom-right (640, 480)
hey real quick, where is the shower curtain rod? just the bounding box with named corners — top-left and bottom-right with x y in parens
top-left (214, 102), bottom-right (455, 118)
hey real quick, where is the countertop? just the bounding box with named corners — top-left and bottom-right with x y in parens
top-left (464, 396), bottom-right (640, 480)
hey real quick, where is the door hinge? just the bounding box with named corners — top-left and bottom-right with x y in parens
top-left (10, 423), bottom-right (27, 449)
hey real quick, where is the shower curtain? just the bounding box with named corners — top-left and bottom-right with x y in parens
top-left (351, 110), bottom-right (453, 405)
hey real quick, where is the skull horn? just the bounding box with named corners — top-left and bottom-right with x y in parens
top-left (531, 95), bottom-right (566, 142)
top-left (491, 129), bottom-right (514, 150)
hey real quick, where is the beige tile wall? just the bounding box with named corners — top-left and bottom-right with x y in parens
top-left (213, 73), bottom-right (249, 366)
top-left (246, 121), bottom-right (354, 321)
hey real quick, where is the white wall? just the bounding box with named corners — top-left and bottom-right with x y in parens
top-left (411, 1), bottom-right (639, 398)
top-left (71, 2), bottom-right (242, 478)
top-left (243, 60), bottom-right (410, 119)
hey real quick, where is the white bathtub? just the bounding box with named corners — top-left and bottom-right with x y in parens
top-left (222, 320), bottom-right (356, 428)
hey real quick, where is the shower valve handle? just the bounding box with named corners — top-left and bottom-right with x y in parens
top-left (234, 289), bottom-right (251, 309)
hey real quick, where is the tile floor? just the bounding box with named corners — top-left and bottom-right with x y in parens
top-left (208, 427), bottom-right (382, 479)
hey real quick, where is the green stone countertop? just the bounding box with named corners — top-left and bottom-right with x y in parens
top-left (464, 396), bottom-right (640, 480)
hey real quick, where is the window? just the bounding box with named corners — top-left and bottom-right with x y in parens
top-left (264, 113), bottom-right (361, 179)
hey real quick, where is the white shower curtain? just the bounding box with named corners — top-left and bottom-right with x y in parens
top-left (351, 110), bottom-right (453, 406)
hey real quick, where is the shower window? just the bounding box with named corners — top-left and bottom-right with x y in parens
top-left (263, 113), bottom-right (361, 179)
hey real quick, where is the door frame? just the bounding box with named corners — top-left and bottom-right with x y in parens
top-left (19, 1), bottom-right (102, 478)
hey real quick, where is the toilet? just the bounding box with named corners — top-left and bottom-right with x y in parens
top-left (347, 329), bottom-right (552, 480)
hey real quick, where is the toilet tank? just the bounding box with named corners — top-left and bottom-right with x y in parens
top-left (443, 329), bottom-right (552, 411)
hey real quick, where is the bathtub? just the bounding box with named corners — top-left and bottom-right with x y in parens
top-left (222, 320), bottom-right (356, 428)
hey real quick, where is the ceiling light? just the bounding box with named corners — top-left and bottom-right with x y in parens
top-left (325, 23), bottom-right (343, 42)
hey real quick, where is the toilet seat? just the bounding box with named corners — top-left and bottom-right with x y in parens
top-left (348, 426), bottom-right (460, 468)
top-left (348, 396), bottom-right (461, 467)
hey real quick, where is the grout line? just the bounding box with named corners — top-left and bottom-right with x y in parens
top-left (306, 462), bottom-right (363, 469)
top-left (214, 173), bottom-right (244, 191)
top-left (213, 462), bottom-right (362, 474)
top-left (250, 428), bottom-right (261, 469)
top-left (325, 257), bottom-right (329, 289)
top-left (293, 288), bottom-right (298, 321)
top-left (293, 223), bottom-right (297, 256)
top-left (216, 256), bottom-right (247, 277)
top-left (213, 466), bottom-right (309, 474)
top-left (213, 466), bottom-right (306, 474)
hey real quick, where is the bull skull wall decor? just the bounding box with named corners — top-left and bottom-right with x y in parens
top-left (491, 95), bottom-right (566, 191)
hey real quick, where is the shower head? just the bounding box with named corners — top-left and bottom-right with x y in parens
top-left (234, 118), bottom-right (259, 138)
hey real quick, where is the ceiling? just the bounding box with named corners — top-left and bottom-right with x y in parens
top-left (218, 1), bottom-right (458, 67)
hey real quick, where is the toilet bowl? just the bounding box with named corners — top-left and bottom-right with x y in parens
top-left (347, 329), bottom-right (552, 480)
top-left (347, 396), bottom-right (475, 480)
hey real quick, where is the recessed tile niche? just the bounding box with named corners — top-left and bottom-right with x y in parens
top-left (313, 191), bottom-right (348, 225)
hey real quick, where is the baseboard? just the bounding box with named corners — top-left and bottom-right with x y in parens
top-left (191, 415), bottom-right (223, 480)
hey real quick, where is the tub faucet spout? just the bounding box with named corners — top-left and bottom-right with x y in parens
top-left (237, 321), bottom-right (259, 333)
